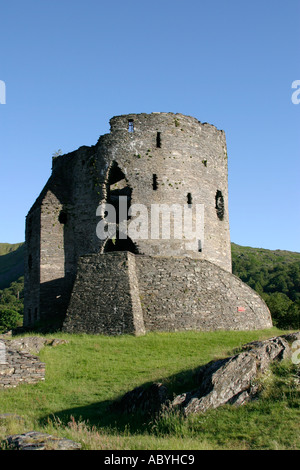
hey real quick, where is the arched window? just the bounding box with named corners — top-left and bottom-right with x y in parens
top-left (106, 161), bottom-right (132, 224)
top-left (103, 234), bottom-right (139, 254)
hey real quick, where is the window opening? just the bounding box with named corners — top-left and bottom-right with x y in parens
top-left (128, 119), bottom-right (134, 133)
top-left (152, 174), bottom-right (158, 190)
top-left (104, 234), bottom-right (139, 254)
top-left (58, 210), bottom-right (68, 224)
top-left (215, 190), bottom-right (224, 220)
top-left (156, 132), bottom-right (161, 148)
top-left (187, 193), bottom-right (192, 206)
top-left (106, 161), bottom-right (132, 224)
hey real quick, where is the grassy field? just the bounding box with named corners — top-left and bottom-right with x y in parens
top-left (0, 328), bottom-right (299, 450)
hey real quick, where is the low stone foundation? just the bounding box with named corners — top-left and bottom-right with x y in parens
top-left (0, 336), bottom-right (67, 389)
top-left (0, 340), bottom-right (45, 388)
top-left (62, 252), bottom-right (272, 335)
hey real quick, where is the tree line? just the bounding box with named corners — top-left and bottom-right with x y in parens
top-left (231, 243), bottom-right (300, 329)
top-left (0, 277), bottom-right (24, 332)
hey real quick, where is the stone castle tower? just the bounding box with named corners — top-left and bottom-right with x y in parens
top-left (24, 113), bottom-right (272, 334)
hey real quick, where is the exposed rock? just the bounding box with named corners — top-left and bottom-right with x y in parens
top-left (4, 431), bottom-right (81, 450)
top-left (111, 334), bottom-right (298, 417)
top-left (111, 382), bottom-right (168, 415)
top-left (2, 337), bottom-right (68, 354)
top-left (171, 335), bottom-right (292, 415)
top-left (281, 332), bottom-right (300, 343)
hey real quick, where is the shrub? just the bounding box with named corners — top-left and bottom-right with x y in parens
top-left (0, 306), bottom-right (22, 332)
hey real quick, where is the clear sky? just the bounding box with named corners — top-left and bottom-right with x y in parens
top-left (0, 0), bottom-right (299, 251)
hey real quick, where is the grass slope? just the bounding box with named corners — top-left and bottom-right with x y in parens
top-left (0, 243), bottom-right (24, 290)
top-left (0, 328), bottom-right (299, 450)
top-left (0, 243), bottom-right (24, 257)
top-left (231, 242), bottom-right (300, 264)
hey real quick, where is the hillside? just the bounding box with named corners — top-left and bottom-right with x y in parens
top-left (0, 243), bottom-right (25, 290)
top-left (231, 243), bottom-right (300, 329)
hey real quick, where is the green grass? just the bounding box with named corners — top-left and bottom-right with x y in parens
top-left (0, 328), bottom-right (299, 450)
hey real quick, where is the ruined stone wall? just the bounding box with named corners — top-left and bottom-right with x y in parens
top-left (47, 112), bottom-right (231, 271)
top-left (62, 253), bottom-right (272, 335)
top-left (63, 252), bottom-right (145, 335)
top-left (24, 206), bottom-right (41, 327)
top-left (0, 339), bottom-right (45, 388)
top-left (135, 256), bottom-right (272, 332)
top-left (25, 112), bottom-right (235, 328)
top-left (24, 146), bottom-right (101, 326)
top-left (96, 113), bottom-right (231, 272)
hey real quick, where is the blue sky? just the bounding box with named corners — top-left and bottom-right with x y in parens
top-left (0, 0), bottom-right (299, 251)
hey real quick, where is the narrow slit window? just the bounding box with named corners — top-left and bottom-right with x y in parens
top-left (128, 119), bottom-right (134, 133)
top-left (152, 174), bottom-right (158, 190)
top-left (198, 240), bottom-right (202, 252)
top-left (156, 132), bottom-right (161, 148)
top-left (187, 193), bottom-right (192, 206)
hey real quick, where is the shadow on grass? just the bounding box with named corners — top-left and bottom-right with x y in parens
top-left (39, 364), bottom-right (205, 434)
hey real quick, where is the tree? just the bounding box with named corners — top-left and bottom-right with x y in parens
top-left (264, 292), bottom-right (293, 329)
top-left (0, 306), bottom-right (22, 332)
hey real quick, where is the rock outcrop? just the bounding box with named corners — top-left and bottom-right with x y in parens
top-left (4, 431), bottom-right (81, 450)
top-left (171, 335), bottom-right (292, 415)
top-left (112, 333), bottom-right (299, 417)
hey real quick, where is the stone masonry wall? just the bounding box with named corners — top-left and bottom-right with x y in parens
top-left (63, 252), bottom-right (145, 335)
top-left (135, 256), bottom-right (272, 332)
top-left (0, 339), bottom-right (45, 388)
top-left (96, 113), bottom-right (231, 272)
top-left (62, 253), bottom-right (272, 335)
top-left (24, 112), bottom-right (245, 329)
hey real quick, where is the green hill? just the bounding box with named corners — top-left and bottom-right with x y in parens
top-left (0, 242), bottom-right (25, 290)
top-left (231, 243), bottom-right (300, 329)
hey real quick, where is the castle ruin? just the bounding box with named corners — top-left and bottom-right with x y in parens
top-left (24, 113), bottom-right (272, 334)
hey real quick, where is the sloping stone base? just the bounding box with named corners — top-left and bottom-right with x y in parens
top-left (62, 252), bottom-right (272, 335)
